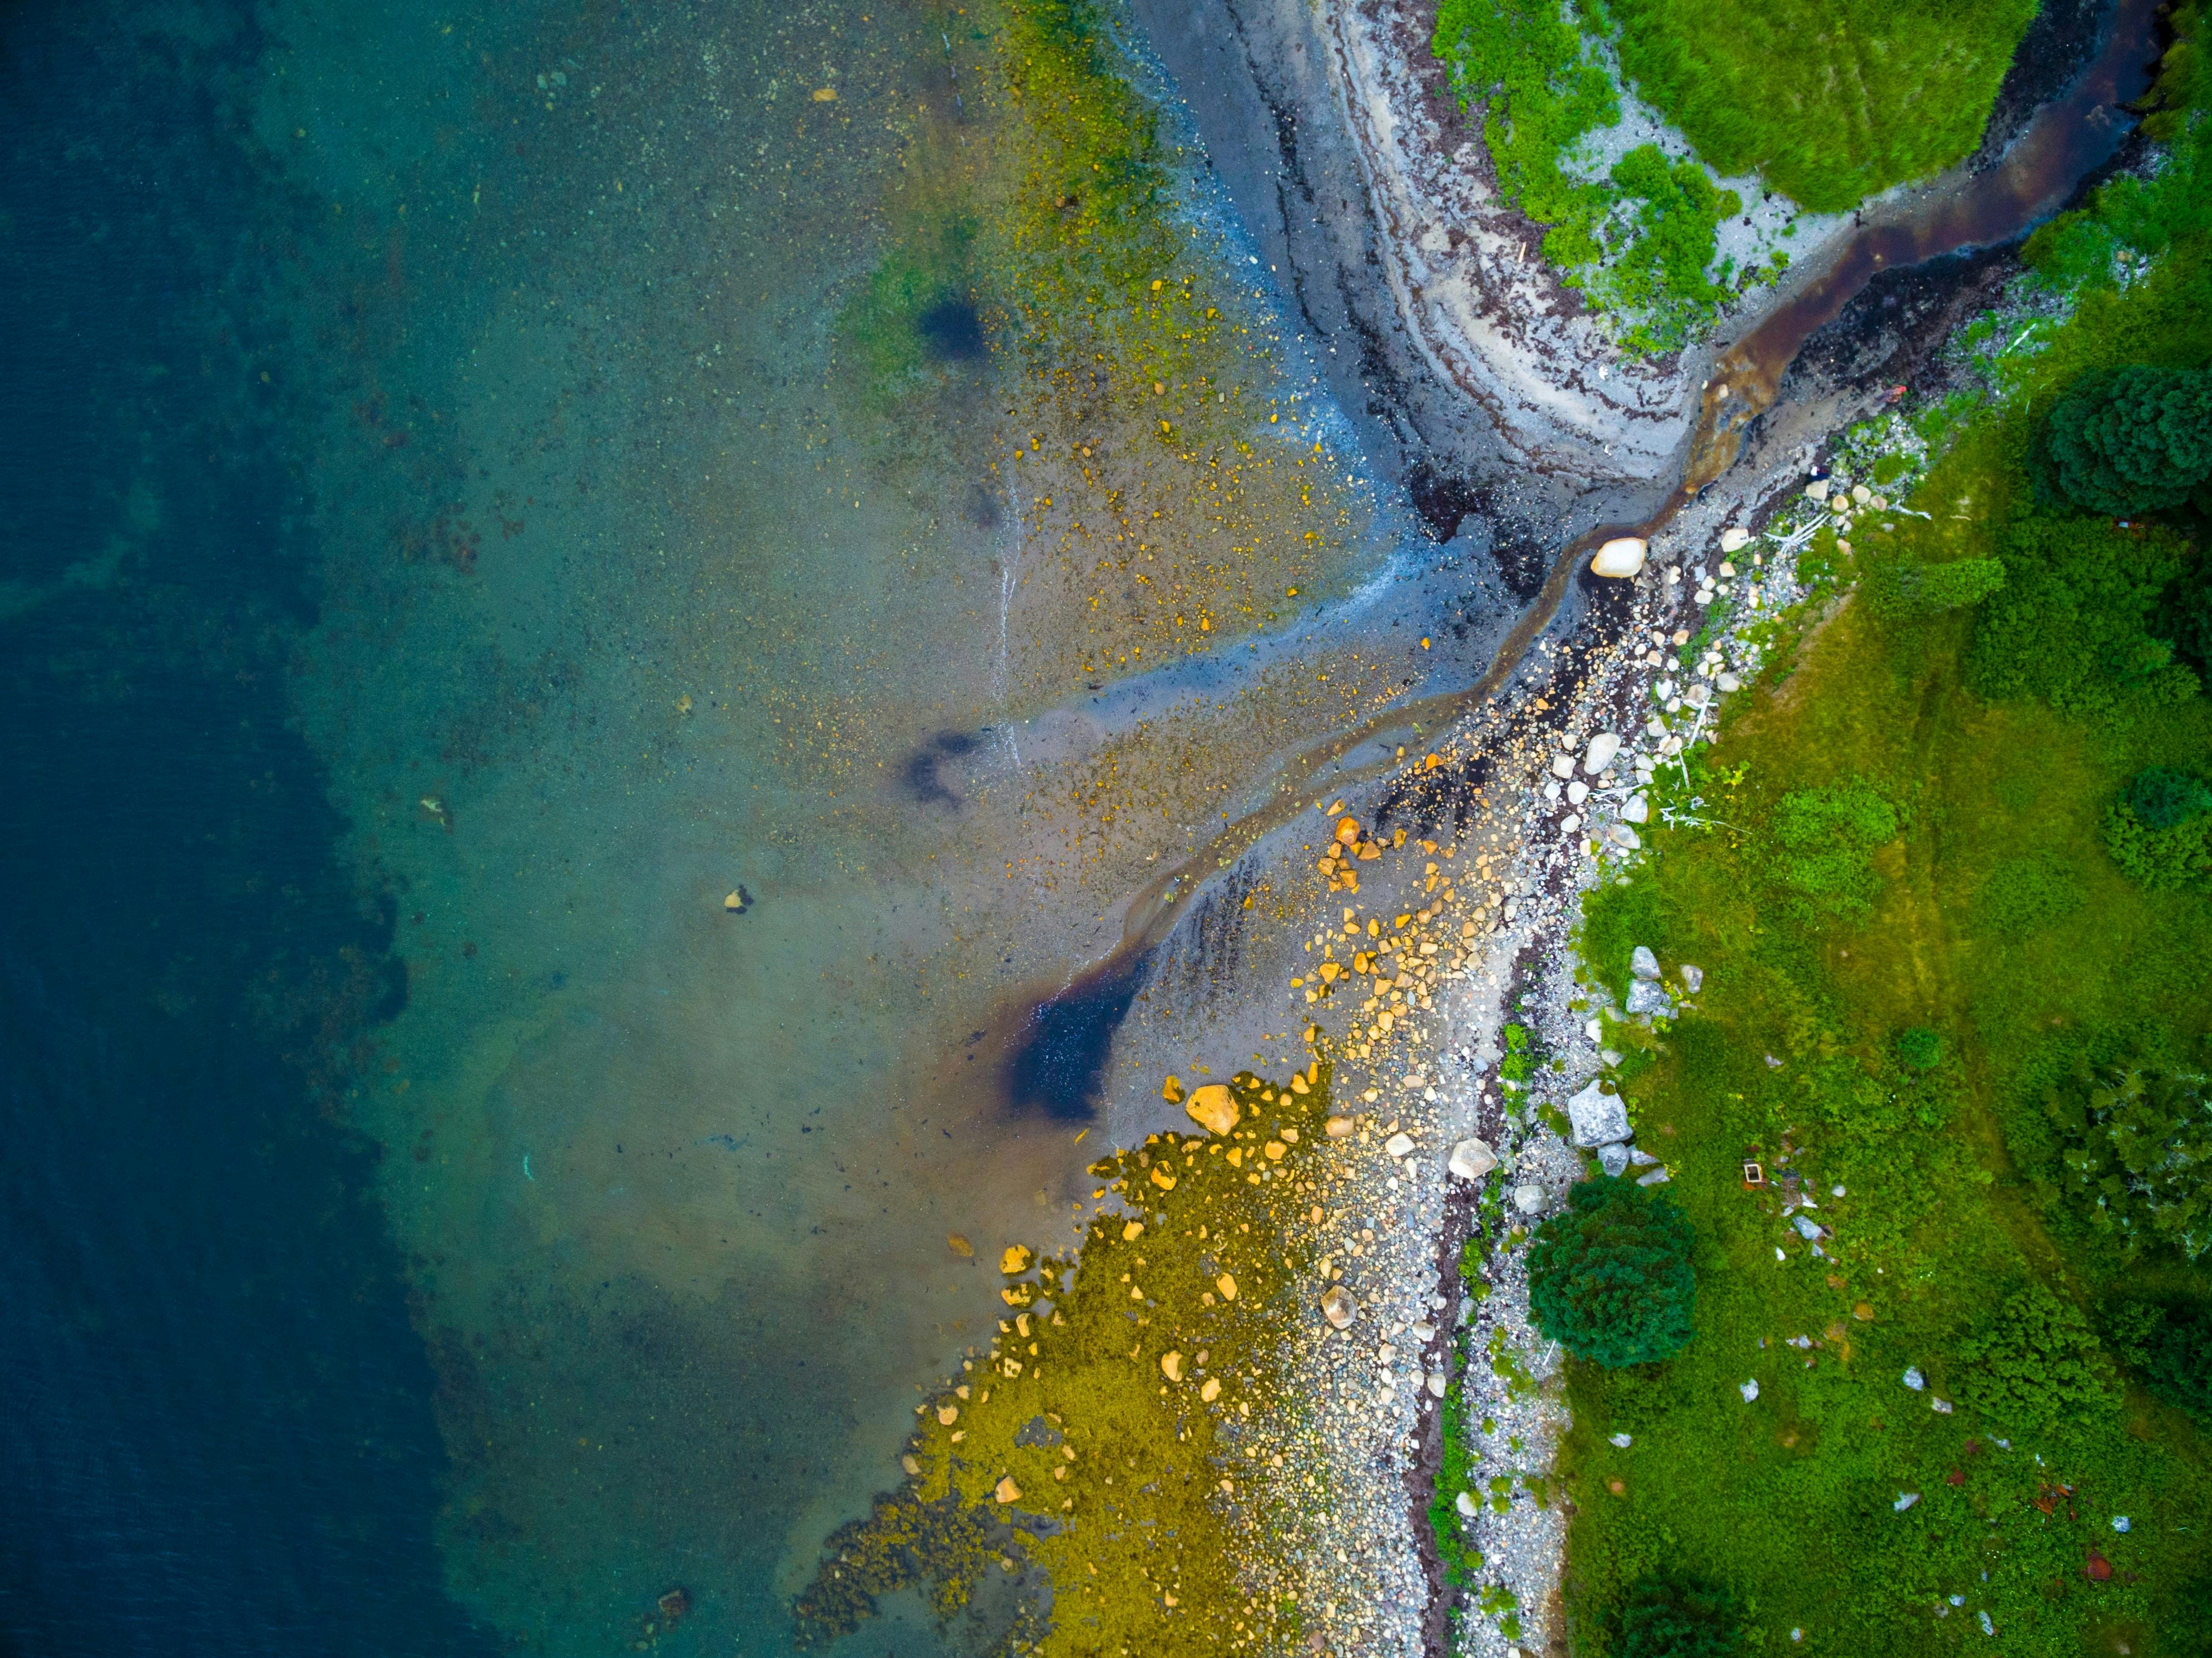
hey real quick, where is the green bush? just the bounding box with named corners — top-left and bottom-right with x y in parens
top-left (2040, 365), bottom-right (2212, 516)
top-left (1864, 555), bottom-right (2007, 620)
top-left (1614, 1573), bottom-right (1742, 1658)
top-left (1967, 514), bottom-right (2199, 716)
top-left (1957, 1283), bottom-right (2122, 1429)
top-left (1762, 780), bottom-right (1899, 924)
top-left (1894, 1027), bottom-right (1946, 1072)
top-left (2103, 801), bottom-right (2212, 890)
top-left (2047, 1054), bottom-right (2212, 1257)
top-left (1976, 853), bottom-right (2086, 935)
top-left (1527, 1177), bottom-right (1698, 1367)
top-left (1431, 0), bottom-right (1617, 266)
top-left (1603, 145), bottom-right (1740, 352)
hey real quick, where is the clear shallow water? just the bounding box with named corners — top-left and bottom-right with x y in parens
top-left (1, 0), bottom-right (1408, 1651)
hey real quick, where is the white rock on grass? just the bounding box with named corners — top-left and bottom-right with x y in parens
top-left (1625, 980), bottom-right (1673, 1016)
top-left (1741, 1379), bottom-right (1760, 1402)
top-left (1631, 946), bottom-right (1661, 980)
top-left (1598, 1142), bottom-right (1631, 1178)
top-left (1591, 536), bottom-right (1647, 577)
top-left (1621, 794), bottom-right (1650, 824)
top-left (1680, 964), bottom-right (1704, 992)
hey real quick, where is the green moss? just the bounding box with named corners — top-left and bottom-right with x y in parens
top-left (792, 1064), bottom-right (1340, 1655)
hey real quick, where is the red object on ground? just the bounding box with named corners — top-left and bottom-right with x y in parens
top-left (2085, 1553), bottom-right (2113, 1582)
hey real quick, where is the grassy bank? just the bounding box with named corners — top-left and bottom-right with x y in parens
top-left (1557, 17), bottom-right (2212, 1650)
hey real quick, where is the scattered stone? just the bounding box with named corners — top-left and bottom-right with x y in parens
top-left (1426, 1371), bottom-right (1447, 1398)
top-left (1792, 1215), bottom-right (1825, 1242)
top-left (1201, 1376), bottom-right (1222, 1402)
top-left (1513, 1183), bottom-right (1545, 1213)
top-left (1567, 1080), bottom-right (1632, 1147)
top-left (1740, 1380), bottom-right (1760, 1402)
top-left (1609, 1432), bottom-right (1633, 1448)
top-left (1001, 1245), bottom-right (1032, 1275)
top-left (1637, 1167), bottom-right (1671, 1186)
top-left (1627, 1146), bottom-right (1658, 1166)
top-left (1591, 536), bottom-right (1647, 577)
top-left (1680, 964), bottom-right (1704, 993)
top-left (901, 1453), bottom-right (922, 1476)
top-left (1631, 946), bottom-right (1661, 980)
top-left (1805, 478), bottom-right (1831, 502)
top-left (2112, 1516), bottom-right (2130, 1532)
top-left (1716, 673), bottom-right (1741, 692)
top-left (1216, 1274), bottom-right (1238, 1301)
top-left (1894, 1492), bottom-right (1920, 1512)
top-left (1625, 980), bottom-right (1674, 1017)
top-left (1321, 1285), bottom-right (1359, 1329)
top-left (1903, 1366), bottom-right (1926, 1391)
top-left (1448, 1137), bottom-right (1499, 1181)
top-left (1455, 1491), bottom-right (1478, 1518)
top-left (1184, 1084), bottom-right (1240, 1136)
top-left (1932, 1398), bottom-right (1953, 1414)
top-left (1549, 753), bottom-right (1578, 779)
top-left (1598, 1142), bottom-right (1631, 1178)
top-left (1583, 732), bottom-right (1621, 773)
top-left (995, 1476), bottom-right (1022, 1504)
top-left (1719, 526), bottom-right (1752, 553)
top-left (1325, 1114), bottom-right (1356, 1138)
top-left (1162, 1350), bottom-right (1184, 1383)
top-left (1621, 794), bottom-right (1650, 824)
top-left (1384, 1131), bottom-right (1415, 1158)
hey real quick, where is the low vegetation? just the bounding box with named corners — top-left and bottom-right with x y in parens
top-left (1599, 0), bottom-right (2038, 211)
top-left (1561, 12), bottom-right (2212, 1648)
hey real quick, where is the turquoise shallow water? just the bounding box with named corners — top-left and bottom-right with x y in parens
top-left (3, 0), bottom-right (1409, 1651)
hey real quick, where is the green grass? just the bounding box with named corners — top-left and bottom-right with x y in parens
top-left (1598, 0), bottom-right (2038, 211)
top-left (1560, 21), bottom-right (2212, 1640)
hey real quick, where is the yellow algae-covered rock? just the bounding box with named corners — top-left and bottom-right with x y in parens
top-left (1161, 1350), bottom-right (1184, 1383)
top-left (1264, 1141), bottom-right (1286, 1161)
top-left (1184, 1083), bottom-right (1240, 1136)
top-left (1000, 1245), bottom-right (1032, 1275)
top-left (1216, 1274), bottom-right (1237, 1301)
top-left (1325, 1114), bottom-right (1355, 1138)
top-left (1122, 1220), bottom-right (1146, 1242)
top-left (1334, 815), bottom-right (1362, 846)
top-left (1161, 1074), bottom-right (1185, 1104)
top-left (901, 1453), bottom-right (922, 1477)
top-left (1199, 1377), bottom-right (1222, 1403)
top-left (1290, 1074), bottom-right (1310, 1095)
top-left (1149, 1165), bottom-right (1177, 1190)
top-left (994, 1476), bottom-right (1021, 1504)
top-left (946, 1233), bottom-right (974, 1259)
top-left (937, 1404), bottom-right (960, 1426)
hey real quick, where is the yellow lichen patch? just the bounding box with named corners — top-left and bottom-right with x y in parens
top-left (793, 1065), bottom-right (1337, 1655)
top-left (1001, 1244), bottom-right (1034, 1275)
top-left (1161, 1074), bottom-right (1185, 1104)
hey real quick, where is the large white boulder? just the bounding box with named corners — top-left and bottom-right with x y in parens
top-left (1567, 1079), bottom-right (1632, 1147)
top-left (1583, 732), bottom-right (1621, 773)
top-left (1448, 1137), bottom-right (1499, 1181)
top-left (1590, 537), bottom-right (1647, 578)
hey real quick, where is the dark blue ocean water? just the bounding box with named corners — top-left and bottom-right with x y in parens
top-left (0, 6), bottom-right (495, 1651)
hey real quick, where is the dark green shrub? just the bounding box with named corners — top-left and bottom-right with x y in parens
top-left (1527, 1178), bottom-right (1698, 1367)
top-left (2040, 365), bottom-right (2212, 515)
top-left (2102, 801), bottom-right (2212, 890)
top-left (1763, 780), bottom-right (1899, 924)
top-left (1967, 514), bottom-right (2198, 715)
top-left (2126, 766), bottom-right (2212, 828)
top-left (1957, 1283), bottom-right (2122, 1429)
top-left (2108, 1299), bottom-right (2212, 1420)
top-left (1894, 1027), bottom-right (1946, 1072)
top-left (1615, 1572), bottom-right (1742, 1658)
top-left (2047, 1054), bottom-right (2212, 1257)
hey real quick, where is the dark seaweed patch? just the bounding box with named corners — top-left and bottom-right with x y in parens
top-left (1001, 949), bottom-right (1152, 1119)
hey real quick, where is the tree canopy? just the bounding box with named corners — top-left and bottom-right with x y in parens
top-left (2041, 364), bottom-right (2212, 515)
top-left (1527, 1177), bottom-right (1698, 1366)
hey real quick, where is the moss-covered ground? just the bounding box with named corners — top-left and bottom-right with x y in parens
top-left (1559, 18), bottom-right (2212, 1650)
top-left (792, 1064), bottom-right (1337, 1656)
